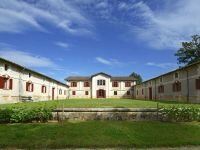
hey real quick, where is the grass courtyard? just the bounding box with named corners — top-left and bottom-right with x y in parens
top-left (0, 121), bottom-right (200, 149)
top-left (0, 99), bottom-right (200, 149)
top-left (0, 98), bottom-right (200, 109)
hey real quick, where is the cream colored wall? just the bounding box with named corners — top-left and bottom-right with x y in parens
top-left (0, 60), bottom-right (69, 104)
top-left (67, 76), bottom-right (136, 99)
top-left (135, 63), bottom-right (200, 103)
top-left (92, 75), bottom-right (110, 98)
top-left (69, 81), bottom-right (91, 99)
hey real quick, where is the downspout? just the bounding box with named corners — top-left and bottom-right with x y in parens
top-left (19, 67), bottom-right (25, 101)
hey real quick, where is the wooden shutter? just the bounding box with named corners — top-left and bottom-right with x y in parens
top-left (9, 79), bottom-right (13, 90)
top-left (26, 82), bottom-right (29, 91)
top-left (0, 77), bottom-right (4, 89)
top-left (32, 84), bottom-right (34, 92)
top-left (196, 79), bottom-right (200, 89)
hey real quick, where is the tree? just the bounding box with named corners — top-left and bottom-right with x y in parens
top-left (175, 35), bottom-right (200, 65)
top-left (129, 72), bottom-right (143, 84)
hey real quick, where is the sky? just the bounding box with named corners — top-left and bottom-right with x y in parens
top-left (0, 0), bottom-right (200, 82)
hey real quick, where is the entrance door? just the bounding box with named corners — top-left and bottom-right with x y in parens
top-left (52, 88), bottom-right (55, 100)
top-left (97, 89), bottom-right (106, 98)
top-left (149, 87), bottom-right (152, 100)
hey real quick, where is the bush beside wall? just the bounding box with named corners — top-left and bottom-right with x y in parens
top-left (0, 107), bottom-right (52, 123)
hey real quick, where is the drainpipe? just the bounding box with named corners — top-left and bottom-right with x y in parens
top-left (19, 67), bottom-right (25, 101)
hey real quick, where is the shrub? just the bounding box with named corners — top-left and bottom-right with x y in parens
top-left (0, 108), bottom-right (13, 123)
top-left (0, 107), bottom-right (52, 123)
top-left (160, 106), bottom-right (200, 122)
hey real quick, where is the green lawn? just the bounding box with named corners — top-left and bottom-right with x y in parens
top-left (0, 121), bottom-right (200, 149)
top-left (0, 99), bottom-right (200, 109)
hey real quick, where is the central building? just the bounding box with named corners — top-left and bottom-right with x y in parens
top-left (65, 72), bottom-right (137, 99)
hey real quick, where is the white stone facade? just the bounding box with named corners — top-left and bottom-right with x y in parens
top-left (0, 58), bottom-right (69, 104)
top-left (66, 73), bottom-right (136, 99)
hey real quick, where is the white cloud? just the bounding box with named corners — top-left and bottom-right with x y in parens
top-left (96, 57), bottom-right (112, 65)
top-left (0, 0), bottom-right (93, 35)
top-left (146, 62), bottom-right (178, 69)
top-left (0, 49), bottom-right (57, 68)
top-left (95, 57), bottom-right (125, 67)
top-left (55, 42), bottom-right (69, 48)
top-left (129, 0), bottom-right (200, 50)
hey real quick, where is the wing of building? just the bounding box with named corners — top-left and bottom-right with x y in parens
top-left (65, 72), bottom-right (137, 99)
top-left (134, 61), bottom-right (200, 103)
top-left (0, 57), bottom-right (69, 104)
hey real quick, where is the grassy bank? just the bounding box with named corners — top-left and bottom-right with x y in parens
top-left (0, 99), bottom-right (199, 109)
top-left (0, 121), bottom-right (200, 149)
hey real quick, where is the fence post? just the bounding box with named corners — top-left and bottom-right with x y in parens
top-left (157, 102), bottom-right (159, 121)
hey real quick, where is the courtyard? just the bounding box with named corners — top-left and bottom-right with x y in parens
top-left (1, 99), bottom-right (200, 109)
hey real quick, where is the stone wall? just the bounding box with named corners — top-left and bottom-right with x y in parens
top-left (52, 108), bottom-right (158, 121)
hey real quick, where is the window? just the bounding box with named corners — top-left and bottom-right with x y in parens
top-left (97, 80), bottom-right (105, 86)
top-left (71, 82), bottom-right (77, 87)
top-left (72, 91), bottom-right (76, 95)
top-left (4, 64), bottom-right (8, 71)
top-left (175, 72), bottom-right (179, 78)
top-left (59, 89), bottom-right (62, 95)
top-left (160, 77), bottom-right (162, 82)
top-left (112, 81), bottom-right (118, 87)
top-left (196, 79), bottom-right (200, 90)
top-left (125, 81), bottom-right (131, 87)
top-left (26, 82), bottom-right (34, 92)
top-left (137, 90), bottom-right (138, 95)
top-left (172, 81), bottom-right (181, 92)
top-left (41, 85), bottom-right (47, 93)
top-left (84, 81), bottom-right (90, 87)
top-left (29, 73), bottom-right (31, 78)
top-left (158, 85), bottom-right (164, 93)
top-left (85, 91), bottom-right (89, 95)
top-left (127, 91), bottom-right (130, 95)
top-left (0, 77), bottom-right (12, 90)
top-left (64, 90), bottom-right (67, 95)
top-left (142, 89), bottom-right (144, 95)
top-left (114, 91), bottom-right (117, 95)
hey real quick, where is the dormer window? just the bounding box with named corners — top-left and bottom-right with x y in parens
top-left (160, 78), bottom-right (162, 82)
top-left (175, 72), bottom-right (179, 78)
top-left (4, 64), bottom-right (8, 71)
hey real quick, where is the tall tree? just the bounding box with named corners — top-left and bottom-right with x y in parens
top-left (129, 72), bottom-right (143, 84)
top-left (175, 35), bottom-right (200, 65)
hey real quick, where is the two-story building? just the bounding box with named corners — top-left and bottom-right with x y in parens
top-left (65, 72), bottom-right (137, 99)
top-left (0, 57), bottom-right (69, 104)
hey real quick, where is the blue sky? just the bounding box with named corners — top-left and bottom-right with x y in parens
top-left (0, 0), bottom-right (200, 82)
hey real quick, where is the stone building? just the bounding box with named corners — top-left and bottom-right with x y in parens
top-left (0, 57), bottom-right (69, 104)
top-left (134, 61), bottom-right (200, 103)
top-left (65, 72), bottom-right (137, 99)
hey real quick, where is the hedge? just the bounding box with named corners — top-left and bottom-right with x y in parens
top-left (0, 107), bottom-right (52, 123)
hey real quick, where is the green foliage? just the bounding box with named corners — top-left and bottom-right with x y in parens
top-left (0, 107), bottom-right (52, 123)
top-left (175, 34), bottom-right (200, 65)
top-left (160, 106), bottom-right (200, 122)
top-left (0, 108), bottom-right (13, 123)
top-left (129, 72), bottom-right (143, 84)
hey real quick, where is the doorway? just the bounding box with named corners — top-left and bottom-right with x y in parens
top-left (96, 89), bottom-right (106, 98)
top-left (52, 88), bottom-right (55, 100)
top-left (149, 87), bottom-right (152, 100)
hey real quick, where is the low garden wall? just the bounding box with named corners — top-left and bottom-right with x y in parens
top-left (52, 108), bottom-right (159, 121)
